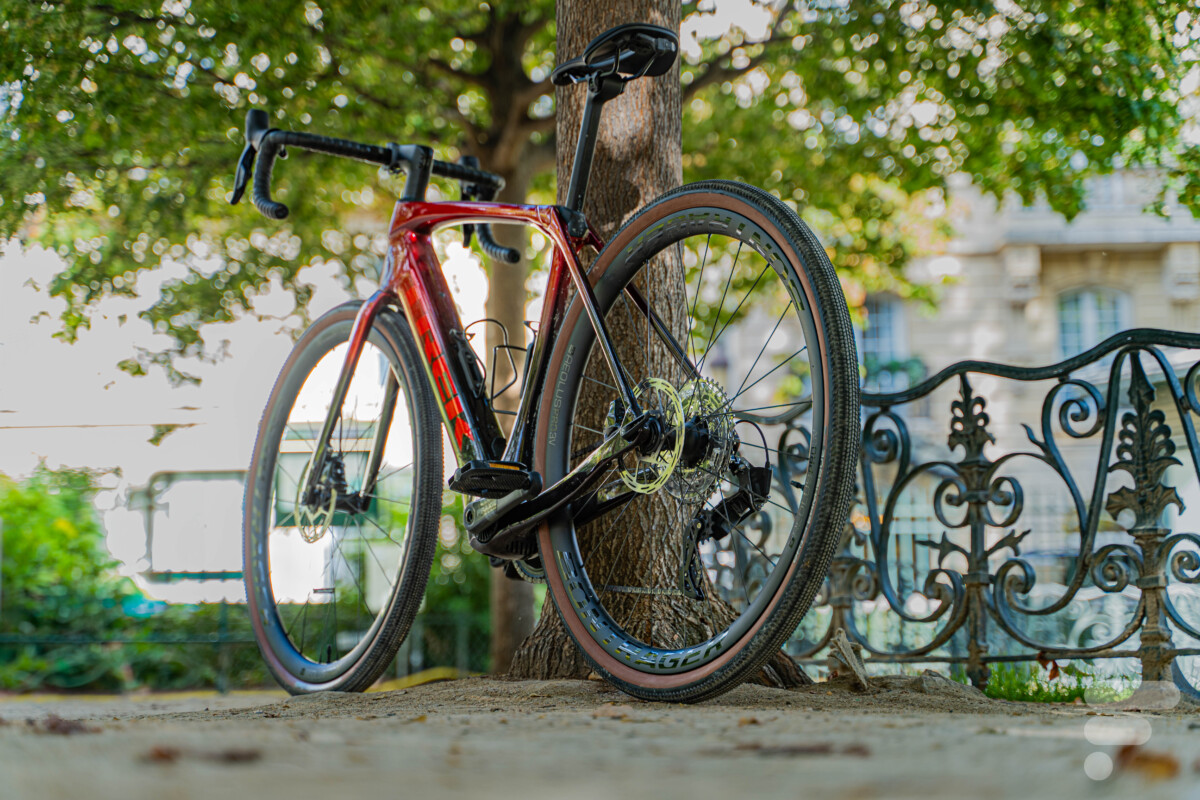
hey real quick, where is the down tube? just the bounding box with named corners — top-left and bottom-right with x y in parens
top-left (391, 234), bottom-right (505, 466)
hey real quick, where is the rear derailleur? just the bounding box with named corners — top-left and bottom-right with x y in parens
top-left (691, 455), bottom-right (772, 543)
top-left (679, 456), bottom-right (773, 600)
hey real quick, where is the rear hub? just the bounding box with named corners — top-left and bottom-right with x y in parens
top-left (666, 377), bottom-right (737, 502)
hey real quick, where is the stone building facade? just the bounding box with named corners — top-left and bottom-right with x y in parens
top-left (857, 170), bottom-right (1200, 614)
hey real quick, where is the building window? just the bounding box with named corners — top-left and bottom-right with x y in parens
top-left (1057, 288), bottom-right (1129, 360)
top-left (859, 294), bottom-right (911, 392)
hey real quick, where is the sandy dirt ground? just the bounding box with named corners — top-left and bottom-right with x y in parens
top-left (2, 675), bottom-right (1198, 800)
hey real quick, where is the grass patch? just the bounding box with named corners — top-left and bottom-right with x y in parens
top-left (952, 662), bottom-right (1136, 704)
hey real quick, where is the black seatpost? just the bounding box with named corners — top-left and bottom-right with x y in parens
top-left (564, 74), bottom-right (625, 223)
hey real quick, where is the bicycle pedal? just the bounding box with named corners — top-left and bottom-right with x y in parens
top-left (449, 460), bottom-right (536, 498)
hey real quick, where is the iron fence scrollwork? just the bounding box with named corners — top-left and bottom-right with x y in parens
top-left (772, 329), bottom-right (1200, 697)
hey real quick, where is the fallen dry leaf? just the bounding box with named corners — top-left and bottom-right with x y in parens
top-left (34, 715), bottom-right (97, 736)
top-left (141, 746), bottom-right (181, 764)
top-left (592, 704), bottom-right (634, 720)
top-left (405, 715), bottom-right (427, 724)
top-left (141, 746), bottom-right (261, 765)
top-left (1114, 744), bottom-right (1180, 781)
top-left (210, 748), bottom-right (262, 764)
top-left (734, 742), bottom-right (833, 757)
top-left (1035, 653), bottom-right (1061, 681)
top-left (738, 717), bottom-right (761, 726)
top-left (716, 742), bottom-right (871, 758)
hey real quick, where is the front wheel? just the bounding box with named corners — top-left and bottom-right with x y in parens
top-left (243, 301), bottom-right (442, 693)
top-left (536, 181), bottom-right (859, 702)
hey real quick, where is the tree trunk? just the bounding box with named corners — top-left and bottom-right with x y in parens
top-left (510, 0), bottom-right (683, 680)
top-left (508, 0), bottom-right (810, 689)
top-left (484, 166), bottom-right (537, 675)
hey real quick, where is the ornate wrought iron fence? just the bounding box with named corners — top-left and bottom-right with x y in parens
top-left (782, 329), bottom-right (1200, 697)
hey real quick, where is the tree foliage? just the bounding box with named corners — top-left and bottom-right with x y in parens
top-left (1, 1), bottom-right (1196, 376)
top-left (680, 0), bottom-right (1199, 299)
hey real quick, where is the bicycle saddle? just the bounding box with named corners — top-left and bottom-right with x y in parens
top-left (550, 23), bottom-right (678, 86)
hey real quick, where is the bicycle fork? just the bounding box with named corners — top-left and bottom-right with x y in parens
top-left (298, 289), bottom-right (393, 515)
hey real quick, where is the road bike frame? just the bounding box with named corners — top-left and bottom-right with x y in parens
top-left (331, 201), bottom-right (605, 472)
top-left (238, 28), bottom-right (690, 559)
top-left (305, 195), bottom-right (685, 558)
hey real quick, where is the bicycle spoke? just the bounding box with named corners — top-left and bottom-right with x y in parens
top-left (595, 490), bottom-right (647, 597)
top-left (711, 480), bottom-right (755, 608)
top-left (729, 299), bottom-right (793, 398)
top-left (584, 374), bottom-right (619, 392)
top-left (690, 234), bottom-right (712, 330)
top-left (698, 241), bottom-right (741, 368)
top-left (538, 184), bottom-right (857, 697)
top-left (256, 328), bottom-right (427, 673)
top-left (707, 398), bottom-right (813, 417)
top-left (699, 262), bottom-right (773, 375)
top-left (692, 459), bottom-right (795, 516)
top-left (720, 346), bottom-right (809, 411)
top-left (627, 284), bottom-right (699, 380)
top-left (676, 239), bottom-right (697, 367)
top-left (358, 508), bottom-right (407, 550)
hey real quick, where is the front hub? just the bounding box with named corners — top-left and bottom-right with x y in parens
top-left (294, 453), bottom-right (363, 543)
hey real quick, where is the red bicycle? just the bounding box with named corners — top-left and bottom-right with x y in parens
top-left (234, 24), bottom-right (859, 702)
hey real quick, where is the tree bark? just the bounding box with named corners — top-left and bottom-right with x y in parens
top-left (510, 0), bottom-right (683, 680)
top-left (507, 0), bottom-right (811, 689)
top-left (467, 12), bottom-right (556, 676)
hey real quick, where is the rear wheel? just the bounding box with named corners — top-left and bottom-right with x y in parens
top-left (536, 181), bottom-right (859, 702)
top-left (243, 301), bottom-right (442, 693)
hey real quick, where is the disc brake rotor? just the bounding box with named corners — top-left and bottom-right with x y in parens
top-left (618, 377), bottom-right (684, 495)
top-left (294, 456), bottom-right (337, 544)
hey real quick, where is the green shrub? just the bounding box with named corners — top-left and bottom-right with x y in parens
top-left (0, 467), bottom-right (270, 691)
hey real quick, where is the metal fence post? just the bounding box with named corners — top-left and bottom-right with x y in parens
top-left (217, 600), bottom-right (230, 694)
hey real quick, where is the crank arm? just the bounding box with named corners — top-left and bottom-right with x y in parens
top-left (570, 482), bottom-right (637, 530)
top-left (469, 430), bottom-right (638, 558)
